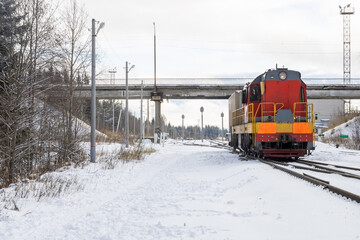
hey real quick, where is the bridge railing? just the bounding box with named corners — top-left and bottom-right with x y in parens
top-left (83, 78), bottom-right (360, 86)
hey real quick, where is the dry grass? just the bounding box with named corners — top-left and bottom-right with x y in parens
top-left (0, 142), bottom-right (157, 212)
top-left (97, 130), bottom-right (140, 145)
top-left (327, 113), bottom-right (360, 130)
top-left (0, 174), bottom-right (83, 210)
top-left (143, 147), bottom-right (157, 154)
top-left (100, 144), bottom-right (156, 170)
top-left (101, 130), bottom-right (123, 143)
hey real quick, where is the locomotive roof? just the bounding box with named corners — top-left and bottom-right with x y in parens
top-left (252, 68), bottom-right (305, 84)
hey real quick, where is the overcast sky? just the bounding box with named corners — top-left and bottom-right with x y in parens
top-left (74, 0), bottom-right (359, 128)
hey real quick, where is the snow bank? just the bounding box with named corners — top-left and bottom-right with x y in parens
top-left (74, 117), bottom-right (107, 138)
top-left (323, 116), bottom-right (360, 139)
top-left (1, 141), bottom-right (359, 240)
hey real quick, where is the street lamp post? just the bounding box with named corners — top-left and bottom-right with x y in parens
top-left (140, 80), bottom-right (144, 143)
top-left (181, 114), bottom-right (185, 140)
top-left (133, 111), bottom-right (136, 134)
top-left (221, 112), bottom-right (224, 141)
top-left (200, 107), bottom-right (204, 142)
top-left (90, 19), bottom-right (104, 163)
top-left (108, 67), bottom-right (117, 132)
top-left (125, 61), bottom-right (135, 148)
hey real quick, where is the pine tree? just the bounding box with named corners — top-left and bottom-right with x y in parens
top-left (0, 0), bottom-right (28, 186)
top-left (0, 0), bottom-right (26, 78)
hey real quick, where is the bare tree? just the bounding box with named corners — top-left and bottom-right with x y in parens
top-left (0, 0), bottom-right (92, 188)
top-left (53, 0), bottom-right (90, 162)
top-left (0, 0), bottom-right (62, 187)
top-left (20, 0), bottom-right (58, 177)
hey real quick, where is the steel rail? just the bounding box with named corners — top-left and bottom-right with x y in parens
top-left (183, 142), bottom-right (233, 151)
top-left (260, 159), bottom-right (360, 203)
top-left (268, 160), bottom-right (360, 180)
top-left (209, 140), bottom-right (229, 147)
top-left (183, 140), bottom-right (235, 152)
top-left (269, 160), bottom-right (337, 174)
top-left (293, 160), bottom-right (360, 180)
top-left (296, 159), bottom-right (360, 172)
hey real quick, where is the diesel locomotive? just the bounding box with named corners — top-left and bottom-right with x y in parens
top-left (229, 67), bottom-right (315, 158)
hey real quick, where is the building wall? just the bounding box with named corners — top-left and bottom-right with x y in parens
top-left (308, 99), bottom-right (345, 123)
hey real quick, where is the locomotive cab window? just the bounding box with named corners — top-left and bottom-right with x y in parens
top-left (300, 86), bottom-right (305, 102)
top-left (242, 89), bottom-right (247, 104)
top-left (250, 84), bottom-right (261, 102)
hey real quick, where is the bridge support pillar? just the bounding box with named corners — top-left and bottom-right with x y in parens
top-left (155, 100), bottom-right (161, 134)
top-left (151, 92), bottom-right (163, 142)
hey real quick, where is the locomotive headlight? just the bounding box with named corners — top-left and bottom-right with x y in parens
top-left (279, 72), bottom-right (287, 80)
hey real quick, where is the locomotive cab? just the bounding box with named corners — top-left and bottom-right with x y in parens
top-left (230, 67), bottom-right (315, 158)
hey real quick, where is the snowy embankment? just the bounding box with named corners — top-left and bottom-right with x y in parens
top-left (74, 117), bottom-right (107, 139)
top-left (1, 141), bottom-right (360, 240)
top-left (323, 116), bottom-right (360, 140)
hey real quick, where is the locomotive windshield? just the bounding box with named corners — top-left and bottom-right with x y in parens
top-left (250, 85), bottom-right (261, 102)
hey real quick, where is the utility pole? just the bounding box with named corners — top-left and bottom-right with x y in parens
top-left (125, 61), bottom-right (135, 148)
top-left (182, 114), bottom-right (185, 140)
top-left (116, 102), bottom-right (122, 132)
top-left (125, 62), bottom-right (129, 148)
top-left (339, 4), bottom-right (355, 84)
top-left (200, 106), bottom-right (204, 142)
top-left (103, 104), bottom-right (106, 129)
top-left (221, 112), bottom-right (224, 141)
top-left (146, 99), bottom-right (149, 136)
top-left (140, 80), bottom-right (144, 143)
top-left (153, 22), bottom-right (157, 92)
top-left (151, 22), bottom-right (163, 140)
top-left (90, 19), bottom-right (104, 163)
top-left (91, 19), bottom-right (96, 162)
top-left (108, 67), bottom-right (117, 132)
top-left (133, 112), bottom-right (136, 135)
top-left (112, 101), bottom-right (115, 132)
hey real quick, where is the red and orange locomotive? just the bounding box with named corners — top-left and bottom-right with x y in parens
top-left (229, 67), bottom-right (315, 158)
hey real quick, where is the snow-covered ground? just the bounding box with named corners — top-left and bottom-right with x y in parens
top-left (323, 116), bottom-right (360, 140)
top-left (1, 140), bottom-right (360, 240)
top-left (304, 142), bottom-right (360, 193)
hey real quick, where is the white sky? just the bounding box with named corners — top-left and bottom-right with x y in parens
top-left (75, 0), bottom-right (360, 128)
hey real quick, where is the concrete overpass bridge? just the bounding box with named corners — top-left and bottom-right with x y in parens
top-left (74, 78), bottom-right (360, 100)
top-left (73, 78), bottom-right (360, 134)
top-left (75, 84), bottom-right (360, 100)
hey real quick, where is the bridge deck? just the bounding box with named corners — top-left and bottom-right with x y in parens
top-left (74, 83), bottom-right (360, 100)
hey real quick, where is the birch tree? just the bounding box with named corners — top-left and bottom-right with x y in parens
top-left (54, 0), bottom-right (90, 162)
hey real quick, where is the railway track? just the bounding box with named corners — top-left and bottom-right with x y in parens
top-left (270, 159), bottom-right (360, 180)
top-left (182, 140), bottom-right (360, 203)
top-left (296, 159), bottom-right (360, 172)
top-left (259, 158), bottom-right (360, 203)
top-left (183, 140), bottom-right (234, 151)
top-left (209, 140), bottom-right (234, 150)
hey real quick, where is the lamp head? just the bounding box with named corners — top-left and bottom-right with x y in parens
top-left (129, 65), bottom-right (135, 72)
top-left (96, 22), bottom-right (105, 35)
